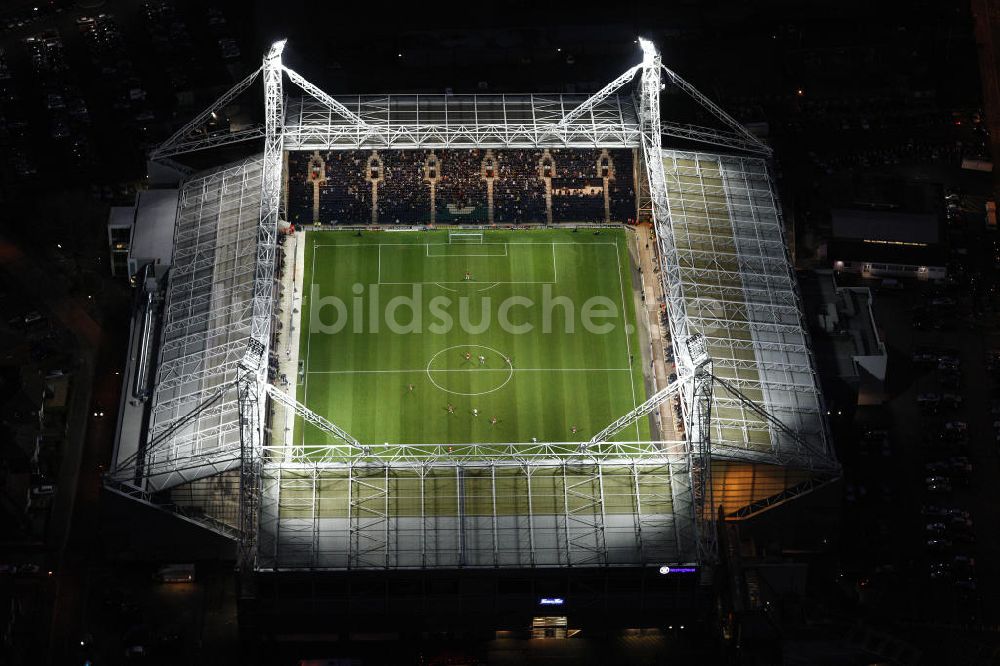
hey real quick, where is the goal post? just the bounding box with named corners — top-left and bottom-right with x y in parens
top-left (448, 230), bottom-right (483, 244)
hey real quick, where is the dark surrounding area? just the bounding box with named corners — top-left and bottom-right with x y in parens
top-left (2, 0), bottom-right (1000, 664)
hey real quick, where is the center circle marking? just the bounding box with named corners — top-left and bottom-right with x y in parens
top-left (426, 344), bottom-right (514, 396)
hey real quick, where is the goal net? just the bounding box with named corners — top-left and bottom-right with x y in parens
top-left (449, 231), bottom-right (483, 244)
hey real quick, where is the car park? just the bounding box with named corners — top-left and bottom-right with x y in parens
top-left (941, 393), bottom-right (963, 409)
top-left (922, 504), bottom-right (956, 518)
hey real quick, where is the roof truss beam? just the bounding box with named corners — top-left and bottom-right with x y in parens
top-left (555, 64), bottom-right (642, 128)
top-left (660, 65), bottom-right (772, 156)
top-left (151, 66), bottom-right (262, 160)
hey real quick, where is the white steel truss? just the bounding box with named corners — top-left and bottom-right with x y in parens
top-left (590, 371), bottom-right (694, 444)
top-left (150, 67), bottom-right (262, 160)
top-left (282, 93), bottom-right (641, 150)
top-left (256, 457), bottom-right (698, 570)
top-left (238, 340), bottom-right (266, 578)
top-left (281, 65), bottom-right (372, 131)
top-left (660, 65), bottom-right (772, 157)
top-left (555, 64), bottom-right (642, 128)
top-left (251, 41), bottom-right (284, 349)
top-left (136, 156), bottom-right (263, 493)
top-left (263, 383), bottom-right (359, 448)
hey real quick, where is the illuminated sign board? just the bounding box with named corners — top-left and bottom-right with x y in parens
top-left (539, 597), bottom-right (564, 606)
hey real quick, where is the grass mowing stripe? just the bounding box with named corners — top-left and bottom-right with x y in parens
top-left (295, 228), bottom-right (650, 449)
top-left (613, 233), bottom-right (640, 440)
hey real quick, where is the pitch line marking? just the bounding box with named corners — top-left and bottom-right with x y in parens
top-left (425, 344), bottom-right (514, 396)
top-left (311, 241), bottom-right (619, 248)
top-left (304, 236), bottom-right (638, 421)
top-left (307, 367), bottom-right (633, 374)
top-left (614, 239), bottom-right (641, 441)
top-left (379, 280), bottom-right (553, 285)
top-left (381, 241), bottom-right (561, 286)
top-left (379, 280), bottom-right (555, 286)
top-left (303, 236), bottom-right (318, 438)
top-left (426, 243), bottom-right (509, 257)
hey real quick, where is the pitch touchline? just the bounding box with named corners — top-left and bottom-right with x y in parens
top-left (313, 241), bottom-right (620, 248)
top-left (307, 368), bottom-right (633, 374)
top-left (614, 238), bottom-right (641, 441)
top-left (379, 280), bottom-right (555, 285)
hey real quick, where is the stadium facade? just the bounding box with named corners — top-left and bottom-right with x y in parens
top-left (107, 39), bottom-right (839, 630)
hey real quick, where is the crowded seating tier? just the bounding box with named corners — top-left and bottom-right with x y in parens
top-left (286, 148), bottom-right (636, 225)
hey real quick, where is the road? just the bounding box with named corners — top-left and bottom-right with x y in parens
top-left (973, 0), bottom-right (1000, 199)
top-left (0, 234), bottom-right (124, 664)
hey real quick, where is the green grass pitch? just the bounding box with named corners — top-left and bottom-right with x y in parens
top-left (293, 228), bottom-right (650, 451)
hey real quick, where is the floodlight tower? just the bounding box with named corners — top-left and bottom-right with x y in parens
top-left (237, 340), bottom-right (266, 591)
top-left (636, 38), bottom-right (692, 374)
top-left (636, 44), bottom-right (718, 562)
top-left (239, 39), bottom-right (286, 590)
top-left (252, 39), bottom-right (286, 346)
top-left (684, 335), bottom-right (717, 563)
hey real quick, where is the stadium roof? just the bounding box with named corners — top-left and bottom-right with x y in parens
top-left (282, 93), bottom-right (641, 150)
top-left (659, 149), bottom-right (833, 470)
top-left (132, 156), bottom-right (264, 492)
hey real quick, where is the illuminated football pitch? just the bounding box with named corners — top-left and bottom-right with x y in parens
top-left (293, 228), bottom-right (651, 451)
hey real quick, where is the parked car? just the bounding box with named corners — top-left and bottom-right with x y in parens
top-left (926, 476), bottom-right (953, 494)
top-left (917, 393), bottom-right (941, 411)
top-left (929, 564), bottom-right (953, 581)
top-left (952, 555), bottom-right (976, 571)
top-left (926, 522), bottom-right (949, 536)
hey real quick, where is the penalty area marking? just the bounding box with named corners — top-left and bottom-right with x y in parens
top-left (378, 242), bottom-right (557, 285)
top-left (309, 241), bottom-right (620, 285)
top-left (309, 241), bottom-right (617, 286)
top-left (426, 243), bottom-right (509, 257)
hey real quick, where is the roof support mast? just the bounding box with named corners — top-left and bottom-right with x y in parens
top-left (238, 40), bottom-right (286, 590)
top-left (254, 39), bottom-right (285, 348)
top-left (636, 40), bottom-right (719, 564)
